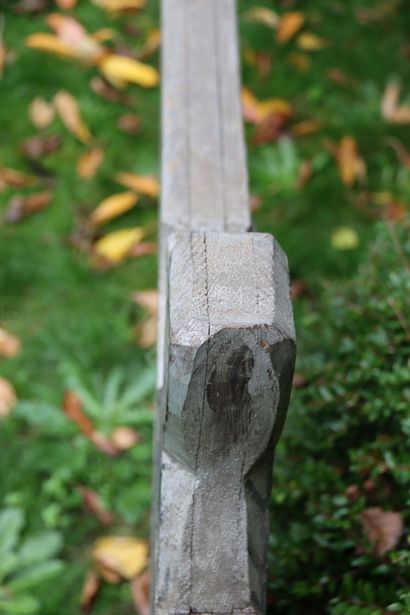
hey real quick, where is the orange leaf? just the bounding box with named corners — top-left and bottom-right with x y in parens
top-left (56, 0), bottom-right (78, 8)
top-left (0, 167), bottom-right (37, 190)
top-left (78, 486), bottom-right (115, 526)
top-left (80, 570), bottom-right (100, 613)
top-left (276, 12), bottom-right (305, 45)
top-left (0, 378), bottom-right (17, 418)
top-left (77, 147), bottom-right (104, 179)
top-left (63, 390), bottom-right (94, 436)
top-left (114, 172), bottom-right (160, 197)
top-left (335, 136), bottom-right (366, 187)
top-left (25, 33), bottom-right (74, 59)
top-left (241, 88), bottom-right (292, 124)
top-left (0, 328), bottom-right (21, 358)
top-left (89, 192), bottom-right (138, 226)
top-left (54, 90), bottom-right (92, 143)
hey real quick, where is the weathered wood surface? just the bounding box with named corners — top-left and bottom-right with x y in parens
top-left (152, 1), bottom-right (296, 613)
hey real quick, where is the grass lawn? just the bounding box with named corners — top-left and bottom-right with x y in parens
top-left (0, 0), bottom-right (409, 613)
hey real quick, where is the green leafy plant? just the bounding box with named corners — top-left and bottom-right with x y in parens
top-left (0, 508), bottom-right (63, 614)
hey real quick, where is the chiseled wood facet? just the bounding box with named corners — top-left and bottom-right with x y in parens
top-left (153, 0), bottom-right (296, 612)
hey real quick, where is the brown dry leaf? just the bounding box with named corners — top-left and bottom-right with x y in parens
top-left (297, 32), bottom-right (326, 51)
top-left (241, 87), bottom-right (292, 125)
top-left (54, 90), bottom-right (92, 143)
top-left (29, 97), bottom-right (55, 129)
top-left (326, 68), bottom-right (352, 88)
top-left (132, 290), bottom-right (158, 348)
top-left (0, 167), bottom-right (37, 190)
top-left (382, 81), bottom-right (410, 124)
top-left (114, 172), bottom-right (160, 198)
top-left (0, 43), bottom-right (6, 79)
top-left (111, 426), bottom-right (140, 451)
top-left (4, 191), bottom-right (53, 224)
top-left (89, 192), bottom-right (138, 227)
top-left (93, 227), bottom-right (145, 264)
top-left (361, 507), bottom-right (404, 556)
top-left (130, 572), bottom-right (150, 615)
top-left (99, 55), bottom-right (159, 88)
top-left (276, 12), bottom-right (305, 45)
top-left (80, 570), bottom-right (100, 613)
top-left (117, 113), bottom-right (141, 135)
top-left (77, 147), bottom-right (104, 179)
top-left (244, 7), bottom-right (279, 28)
top-left (291, 120), bottom-right (321, 137)
top-left (0, 378), bottom-right (17, 418)
top-left (288, 52), bottom-right (311, 72)
top-left (56, 0), bottom-right (78, 9)
top-left (129, 241), bottom-right (158, 257)
top-left (63, 390), bottom-right (94, 436)
top-left (335, 136), bottom-right (366, 187)
top-left (0, 328), bottom-right (21, 358)
top-left (297, 160), bottom-right (313, 188)
top-left (92, 536), bottom-right (148, 580)
top-left (91, 0), bottom-right (145, 13)
top-left (78, 486), bottom-right (115, 526)
top-left (90, 76), bottom-right (135, 105)
top-left (90, 432), bottom-right (119, 457)
top-left (21, 135), bottom-right (61, 160)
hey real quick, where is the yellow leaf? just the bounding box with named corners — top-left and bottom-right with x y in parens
top-left (29, 97), bottom-right (55, 129)
top-left (276, 12), bottom-right (305, 44)
top-left (25, 33), bottom-right (73, 59)
top-left (297, 32), bottom-right (327, 51)
top-left (92, 28), bottom-right (117, 43)
top-left (91, 0), bottom-right (145, 12)
top-left (54, 90), bottom-right (92, 143)
top-left (99, 55), bottom-right (159, 88)
top-left (244, 7), bottom-right (279, 28)
top-left (114, 172), bottom-right (160, 197)
top-left (0, 378), bottom-right (17, 418)
top-left (93, 227), bottom-right (144, 263)
top-left (77, 147), bottom-right (104, 179)
top-left (92, 536), bottom-right (148, 580)
top-left (331, 227), bottom-right (359, 251)
top-left (89, 192), bottom-right (138, 226)
top-left (0, 328), bottom-right (21, 358)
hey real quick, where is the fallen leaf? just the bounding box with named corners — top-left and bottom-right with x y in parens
top-left (29, 97), bottom-right (55, 129)
top-left (382, 81), bottom-right (410, 124)
top-left (0, 328), bottom-right (21, 358)
top-left (92, 536), bottom-right (148, 580)
top-left (99, 55), bottom-right (159, 88)
top-left (0, 43), bottom-right (6, 79)
top-left (297, 160), bottom-right (313, 188)
top-left (114, 172), bottom-right (160, 198)
top-left (89, 192), bottom-right (138, 226)
top-left (91, 0), bottom-right (145, 12)
top-left (361, 508), bottom-right (404, 556)
top-left (137, 29), bottom-right (161, 60)
top-left (90, 76), bottom-right (135, 105)
top-left (0, 167), bottom-right (36, 190)
top-left (331, 227), bottom-right (359, 250)
top-left (92, 27), bottom-right (117, 43)
top-left (291, 279), bottom-right (307, 299)
top-left (77, 147), bottom-right (104, 179)
top-left (93, 227), bottom-right (145, 264)
top-left (0, 378), bottom-right (17, 418)
top-left (291, 120), bottom-right (321, 137)
top-left (288, 52), bottom-right (311, 72)
top-left (241, 88), bottom-right (292, 124)
top-left (25, 33), bottom-right (73, 59)
top-left (130, 572), bottom-right (150, 615)
top-left (276, 12), bottom-right (305, 45)
top-left (111, 426), bottom-right (140, 451)
top-left (334, 136), bottom-right (366, 186)
top-left (297, 32), bottom-right (326, 51)
top-left (54, 90), bottom-right (92, 143)
top-left (132, 290), bottom-right (158, 348)
top-left (252, 114), bottom-right (289, 145)
top-left (14, 0), bottom-right (48, 15)
top-left (4, 191), bottom-right (53, 223)
top-left (128, 241), bottom-right (158, 257)
top-left (326, 68), bottom-right (352, 88)
top-left (384, 137), bottom-right (410, 170)
top-left (345, 484), bottom-right (360, 502)
top-left (46, 13), bottom-right (104, 64)
top-left (56, 0), bottom-right (77, 8)
top-left (63, 390), bottom-right (94, 436)
top-left (21, 135), bottom-right (61, 160)
top-left (80, 570), bottom-right (100, 613)
top-left (78, 486), bottom-right (115, 526)
top-left (292, 371), bottom-right (307, 388)
top-left (244, 7), bottom-right (279, 28)
top-left (117, 113), bottom-right (141, 135)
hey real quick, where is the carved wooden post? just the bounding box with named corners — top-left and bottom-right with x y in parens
top-left (152, 1), bottom-right (296, 613)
